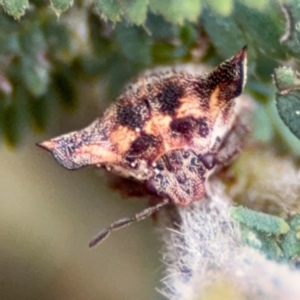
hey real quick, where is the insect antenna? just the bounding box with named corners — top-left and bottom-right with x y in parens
top-left (89, 198), bottom-right (170, 247)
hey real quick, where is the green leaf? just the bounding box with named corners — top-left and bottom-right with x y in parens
top-left (241, 228), bottom-right (282, 260)
top-left (151, 43), bottom-right (179, 64)
top-left (280, 215), bottom-right (300, 260)
top-left (50, 0), bottom-right (73, 17)
top-left (3, 104), bottom-right (20, 147)
top-left (42, 20), bottom-right (70, 56)
top-left (28, 95), bottom-right (50, 132)
top-left (231, 206), bottom-right (290, 235)
top-left (281, 230), bottom-right (300, 259)
top-left (0, 32), bottom-right (20, 54)
top-left (115, 24), bottom-right (152, 65)
top-left (252, 102), bottom-right (273, 143)
top-left (146, 13), bottom-right (179, 40)
top-left (94, 0), bottom-right (121, 23)
top-left (204, 0), bottom-right (233, 16)
top-left (1, 0), bottom-right (29, 19)
top-left (104, 54), bottom-right (138, 99)
top-left (21, 57), bottom-right (50, 97)
top-left (233, 1), bottom-right (285, 59)
top-left (241, 227), bottom-right (262, 249)
top-left (180, 24), bottom-right (197, 47)
top-left (52, 65), bottom-right (77, 109)
top-left (255, 55), bottom-right (278, 82)
top-left (258, 233), bottom-right (283, 260)
top-left (290, 215), bottom-right (300, 231)
top-left (121, 0), bottom-right (148, 25)
top-left (276, 92), bottom-right (300, 140)
top-left (279, 1), bottom-right (300, 55)
top-left (149, 0), bottom-right (202, 25)
top-left (2, 85), bottom-right (27, 147)
top-left (239, 0), bottom-right (269, 10)
top-left (268, 99), bottom-right (300, 155)
top-left (19, 22), bottom-right (47, 57)
top-left (273, 67), bottom-right (300, 94)
top-left (88, 9), bottom-right (112, 58)
top-left (202, 8), bottom-right (246, 58)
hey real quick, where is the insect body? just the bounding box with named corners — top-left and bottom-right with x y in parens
top-left (38, 47), bottom-right (248, 246)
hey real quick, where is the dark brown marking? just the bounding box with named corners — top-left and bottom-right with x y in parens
top-left (157, 82), bottom-right (184, 115)
top-left (127, 132), bottom-right (160, 157)
top-left (198, 118), bottom-right (209, 137)
top-left (144, 96), bottom-right (152, 112)
top-left (170, 116), bottom-right (197, 136)
top-left (117, 100), bottom-right (150, 129)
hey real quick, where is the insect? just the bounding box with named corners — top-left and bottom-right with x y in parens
top-left (38, 47), bottom-right (249, 247)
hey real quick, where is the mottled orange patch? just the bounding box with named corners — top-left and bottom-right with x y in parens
top-left (109, 126), bottom-right (136, 153)
top-left (210, 86), bottom-right (221, 108)
top-left (144, 114), bottom-right (172, 136)
top-left (80, 145), bottom-right (119, 164)
top-left (176, 97), bottom-right (205, 119)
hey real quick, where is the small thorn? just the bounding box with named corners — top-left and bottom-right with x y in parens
top-left (36, 140), bottom-right (56, 152)
top-left (236, 45), bottom-right (247, 61)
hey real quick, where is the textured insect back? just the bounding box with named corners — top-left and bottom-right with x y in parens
top-left (37, 47), bottom-right (250, 246)
top-left (145, 47), bottom-right (248, 206)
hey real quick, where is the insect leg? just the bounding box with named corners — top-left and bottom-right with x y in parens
top-left (89, 198), bottom-right (170, 247)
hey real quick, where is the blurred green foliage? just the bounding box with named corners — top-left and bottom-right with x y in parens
top-left (231, 206), bottom-right (290, 236)
top-left (2, 0), bottom-right (29, 19)
top-left (231, 206), bottom-right (288, 261)
top-left (50, 0), bottom-right (74, 17)
top-left (272, 1), bottom-right (300, 143)
top-left (231, 207), bottom-right (300, 264)
top-left (276, 92), bottom-right (300, 140)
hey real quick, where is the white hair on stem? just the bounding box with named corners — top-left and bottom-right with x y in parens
top-left (159, 180), bottom-right (300, 300)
